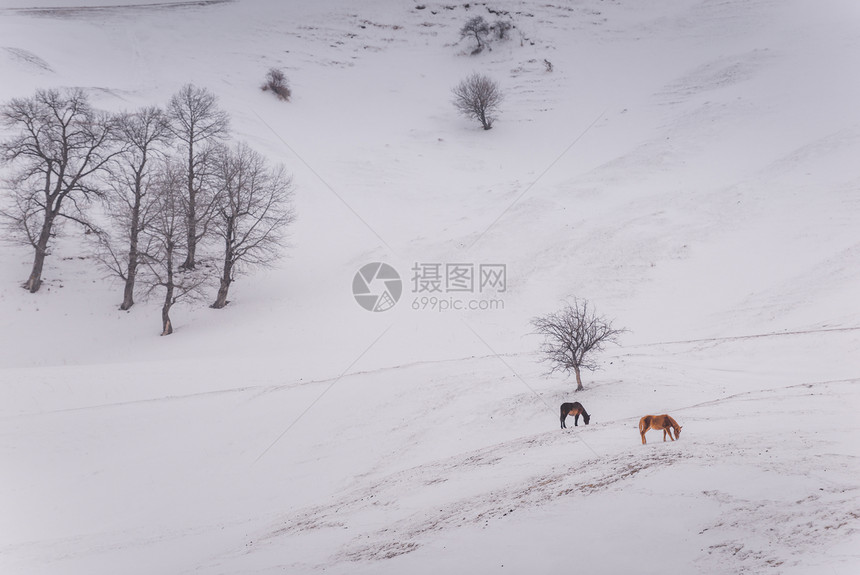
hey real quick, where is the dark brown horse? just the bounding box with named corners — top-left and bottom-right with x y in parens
top-left (560, 402), bottom-right (590, 429)
top-left (638, 414), bottom-right (682, 444)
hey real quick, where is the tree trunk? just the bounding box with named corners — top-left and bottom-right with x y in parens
top-left (211, 230), bottom-right (233, 309)
top-left (161, 281), bottom-right (174, 336)
top-left (161, 298), bottom-right (173, 336)
top-left (574, 365), bottom-right (584, 391)
top-left (120, 195), bottom-right (141, 310)
top-left (182, 148), bottom-right (197, 270)
top-left (182, 202), bottom-right (197, 270)
top-left (161, 242), bottom-right (175, 336)
top-left (120, 276), bottom-right (136, 310)
top-left (212, 243), bottom-right (231, 308)
top-left (212, 277), bottom-right (231, 309)
top-left (25, 212), bottom-right (55, 293)
top-left (211, 260), bottom-right (232, 309)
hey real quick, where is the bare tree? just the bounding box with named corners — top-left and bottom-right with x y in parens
top-left (261, 68), bottom-right (291, 101)
top-left (209, 142), bottom-right (295, 309)
top-left (531, 299), bottom-right (625, 391)
top-left (167, 84), bottom-right (230, 270)
top-left (98, 106), bottom-right (172, 310)
top-left (460, 16), bottom-right (490, 53)
top-left (139, 160), bottom-right (211, 336)
top-left (0, 88), bottom-right (119, 292)
top-left (452, 73), bottom-right (503, 130)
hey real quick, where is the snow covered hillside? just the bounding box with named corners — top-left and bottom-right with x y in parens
top-left (1, 0), bottom-right (859, 573)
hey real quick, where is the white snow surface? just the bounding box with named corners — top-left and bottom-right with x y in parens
top-left (1, 0), bottom-right (859, 573)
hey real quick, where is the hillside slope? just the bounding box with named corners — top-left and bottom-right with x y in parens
top-left (1, 1), bottom-right (859, 573)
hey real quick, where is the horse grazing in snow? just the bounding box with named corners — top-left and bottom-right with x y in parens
top-left (639, 414), bottom-right (682, 444)
top-left (560, 402), bottom-right (590, 429)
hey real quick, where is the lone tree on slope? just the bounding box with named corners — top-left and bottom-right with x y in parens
top-left (452, 73), bottom-right (503, 131)
top-left (531, 299), bottom-right (625, 391)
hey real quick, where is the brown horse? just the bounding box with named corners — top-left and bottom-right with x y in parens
top-left (560, 402), bottom-right (590, 429)
top-left (639, 414), bottom-right (682, 444)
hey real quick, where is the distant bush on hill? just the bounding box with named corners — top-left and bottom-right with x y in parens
top-left (261, 68), bottom-right (291, 101)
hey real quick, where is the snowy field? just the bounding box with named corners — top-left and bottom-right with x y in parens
top-left (1, 0), bottom-right (859, 573)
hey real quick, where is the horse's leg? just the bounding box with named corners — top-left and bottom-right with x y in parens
top-left (560, 413), bottom-right (566, 429)
top-left (663, 428), bottom-right (668, 442)
top-left (641, 430), bottom-right (647, 444)
top-left (574, 413), bottom-right (580, 427)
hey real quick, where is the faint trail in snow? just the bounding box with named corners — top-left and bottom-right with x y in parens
top-left (1, 351), bottom-right (532, 420)
top-left (0, 1), bottom-right (232, 18)
top-left (670, 377), bottom-right (860, 416)
top-left (0, 386), bottom-right (256, 420)
top-left (627, 325), bottom-right (860, 348)
top-left (253, 324), bottom-right (396, 464)
top-left (1, 47), bottom-right (53, 72)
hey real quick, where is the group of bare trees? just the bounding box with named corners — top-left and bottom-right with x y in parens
top-left (0, 85), bottom-right (295, 335)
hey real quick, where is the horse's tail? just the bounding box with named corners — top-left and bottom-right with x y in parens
top-left (639, 416), bottom-right (649, 434)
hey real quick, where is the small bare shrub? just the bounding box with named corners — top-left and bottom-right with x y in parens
top-left (262, 68), bottom-right (291, 101)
